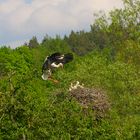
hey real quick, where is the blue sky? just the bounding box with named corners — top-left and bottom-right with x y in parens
top-left (0, 0), bottom-right (123, 48)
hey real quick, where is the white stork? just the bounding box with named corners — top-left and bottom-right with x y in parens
top-left (42, 52), bottom-right (73, 82)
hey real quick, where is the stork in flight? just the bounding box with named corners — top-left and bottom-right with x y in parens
top-left (42, 52), bottom-right (73, 82)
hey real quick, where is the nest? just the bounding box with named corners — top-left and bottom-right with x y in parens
top-left (69, 86), bottom-right (110, 118)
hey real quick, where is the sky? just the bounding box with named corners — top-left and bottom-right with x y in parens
top-left (0, 0), bottom-right (123, 48)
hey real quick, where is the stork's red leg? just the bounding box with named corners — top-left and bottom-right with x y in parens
top-left (48, 77), bottom-right (59, 83)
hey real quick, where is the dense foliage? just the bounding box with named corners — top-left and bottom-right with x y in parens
top-left (0, 0), bottom-right (140, 139)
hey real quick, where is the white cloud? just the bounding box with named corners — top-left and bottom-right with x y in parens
top-left (0, 0), bottom-right (123, 48)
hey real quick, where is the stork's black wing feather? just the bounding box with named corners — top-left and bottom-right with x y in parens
top-left (63, 53), bottom-right (73, 64)
top-left (58, 53), bottom-right (73, 64)
top-left (49, 52), bottom-right (61, 58)
top-left (42, 52), bottom-right (73, 71)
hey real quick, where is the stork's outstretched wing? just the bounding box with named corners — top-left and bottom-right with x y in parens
top-left (54, 53), bottom-right (73, 64)
top-left (63, 53), bottom-right (73, 64)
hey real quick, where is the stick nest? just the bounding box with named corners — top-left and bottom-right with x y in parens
top-left (69, 87), bottom-right (110, 118)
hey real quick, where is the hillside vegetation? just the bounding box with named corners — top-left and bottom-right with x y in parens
top-left (0, 0), bottom-right (140, 139)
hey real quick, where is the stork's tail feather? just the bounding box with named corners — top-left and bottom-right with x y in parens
top-left (41, 73), bottom-right (48, 80)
